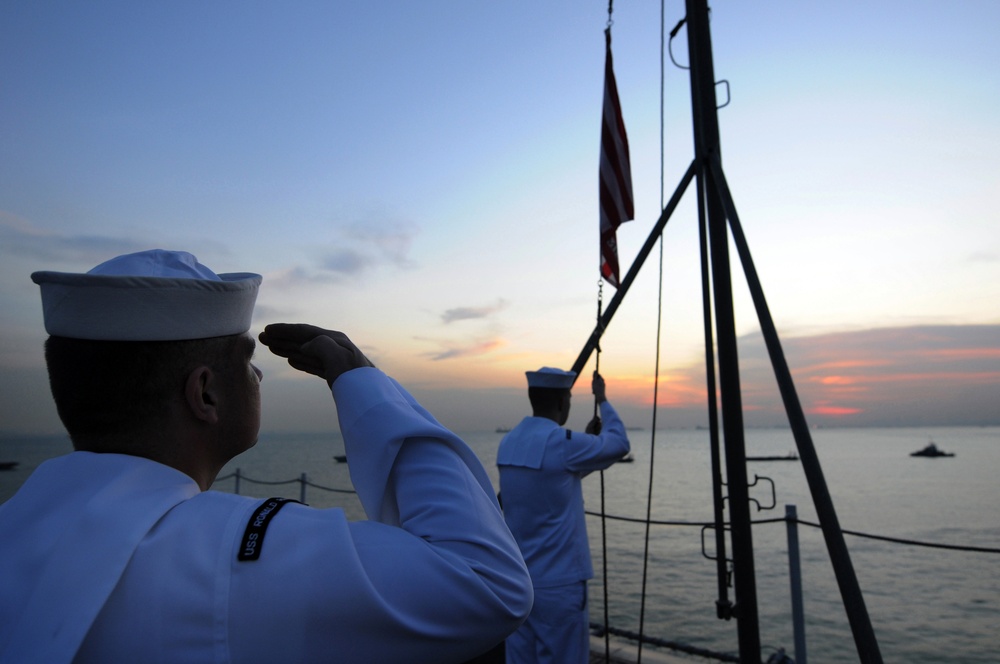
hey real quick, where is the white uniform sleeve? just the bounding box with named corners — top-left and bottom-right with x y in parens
top-left (333, 367), bottom-right (498, 525)
top-left (563, 400), bottom-right (631, 473)
top-left (228, 367), bottom-right (532, 664)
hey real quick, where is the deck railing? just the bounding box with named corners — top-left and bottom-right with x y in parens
top-left (213, 469), bottom-right (1000, 663)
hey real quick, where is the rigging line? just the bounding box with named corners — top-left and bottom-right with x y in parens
top-left (598, 471), bottom-right (610, 659)
top-left (599, 469), bottom-right (611, 660)
top-left (595, 283), bottom-right (611, 662)
top-left (660, 2), bottom-right (667, 210)
top-left (636, 2), bottom-right (668, 662)
top-left (594, 22), bottom-right (613, 657)
top-left (596, 17), bottom-right (610, 662)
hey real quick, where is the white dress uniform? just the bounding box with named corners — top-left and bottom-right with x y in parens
top-left (497, 392), bottom-right (629, 664)
top-left (0, 367), bottom-right (532, 664)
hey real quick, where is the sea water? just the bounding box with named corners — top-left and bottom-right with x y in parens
top-left (2, 425), bottom-right (998, 662)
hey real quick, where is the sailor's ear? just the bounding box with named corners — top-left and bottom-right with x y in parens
top-left (184, 366), bottom-right (219, 424)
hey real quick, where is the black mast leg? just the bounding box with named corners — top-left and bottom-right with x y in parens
top-left (697, 157), bottom-right (730, 621)
top-left (685, 1), bottom-right (761, 661)
top-left (705, 158), bottom-right (762, 664)
top-left (710, 157), bottom-right (884, 663)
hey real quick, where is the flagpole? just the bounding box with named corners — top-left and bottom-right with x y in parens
top-left (596, 12), bottom-right (618, 661)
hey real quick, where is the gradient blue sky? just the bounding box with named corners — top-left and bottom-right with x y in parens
top-left (2, 1), bottom-right (998, 435)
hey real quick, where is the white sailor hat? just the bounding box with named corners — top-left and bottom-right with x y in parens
top-left (526, 367), bottom-right (576, 389)
top-left (31, 249), bottom-right (262, 341)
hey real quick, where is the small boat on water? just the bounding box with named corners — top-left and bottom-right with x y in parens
top-left (333, 455), bottom-right (347, 463)
top-left (747, 453), bottom-right (799, 462)
top-left (616, 453), bottom-right (634, 463)
top-left (495, 426), bottom-right (512, 434)
top-left (910, 442), bottom-right (954, 458)
top-left (0, 461), bottom-right (18, 471)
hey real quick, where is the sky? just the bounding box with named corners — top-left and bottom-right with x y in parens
top-left (1, 1), bottom-right (998, 437)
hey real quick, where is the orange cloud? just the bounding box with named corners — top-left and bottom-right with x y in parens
top-left (809, 405), bottom-right (864, 416)
top-left (814, 375), bottom-right (859, 385)
top-left (410, 324), bottom-right (1000, 431)
top-left (665, 325), bottom-right (1000, 426)
top-left (609, 373), bottom-right (706, 408)
top-left (919, 348), bottom-right (1000, 360)
top-left (799, 359), bottom-right (890, 371)
top-left (809, 371), bottom-right (1000, 386)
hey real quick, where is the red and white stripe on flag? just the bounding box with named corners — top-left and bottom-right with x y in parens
top-left (599, 27), bottom-right (634, 288)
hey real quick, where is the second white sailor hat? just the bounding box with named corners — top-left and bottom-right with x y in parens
top-left (526, 367), bottom-right (576, 389)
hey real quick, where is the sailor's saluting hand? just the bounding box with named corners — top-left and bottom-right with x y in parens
top-left (259, 324), bottom-right (374, 387)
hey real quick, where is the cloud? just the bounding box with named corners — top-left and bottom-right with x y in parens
top-left (319, 248), bottom-right (375, 275)
top-left (441, 299), bottom-right (509, 324)
top-left (310, 217), bottom-right (421, 280)
top-left (600, 324), bottom-right (1000, 428)
top-left (734, 325), bottom-right (1000, 426)
top-left (0, 211), bottom-right (239, 272)
top-left (260, 266), bottom-right (313, 288)
top-left (0, 212), bottom-right (147, 264)
top-left (967, 251), bottom-right (998, 263)
top-left (258, 216), bottom-right (421, 288)
top-left (344, 219), bottom-right (419, 269)
top-left (419, 336), bottom-right (506, 361)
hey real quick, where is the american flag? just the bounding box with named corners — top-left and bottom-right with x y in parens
top-left (599, 27), bottom-right (634, 288)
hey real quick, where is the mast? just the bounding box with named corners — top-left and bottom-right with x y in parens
top-left (572, 1), bottom-right (884, 662)
top-left (683, 2), bottom-right (760, 660)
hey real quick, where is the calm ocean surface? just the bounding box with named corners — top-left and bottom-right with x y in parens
top-left (2, 425), bottom-right (998, 662)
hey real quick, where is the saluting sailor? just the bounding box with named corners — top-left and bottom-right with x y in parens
top-left (0, 249), bottom-right (532, 664)
top-left (497, 367), bottom-right (630, 664)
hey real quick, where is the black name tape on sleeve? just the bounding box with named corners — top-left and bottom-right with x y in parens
top-left (238, 497), bottom-right (299, 562)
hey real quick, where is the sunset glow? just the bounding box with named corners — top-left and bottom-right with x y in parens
top-left (1, 2), bottom-right (998, 433)
top-left (809, 406), bottom-right (864, 417)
